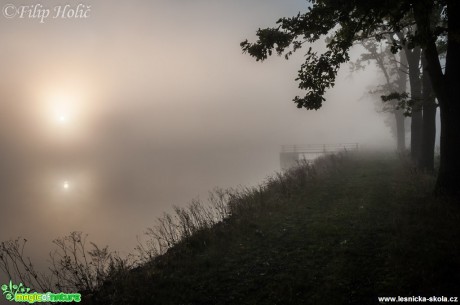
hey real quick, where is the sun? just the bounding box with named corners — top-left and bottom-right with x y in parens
top-left (50, 94), bottom-right (76, 124)
top-left (58, 114), bottom-right (68, 123)
top-left (35, 79), bottom-right (101, 143)
top-left (62, 181), bottom-right (70, 190)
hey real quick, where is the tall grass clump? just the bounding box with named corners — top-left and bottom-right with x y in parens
top-left (0, 232), bottom-right (132, 295)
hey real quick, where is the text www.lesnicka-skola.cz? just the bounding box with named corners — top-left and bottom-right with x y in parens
top-left (378, 296), bottom-right (458, 303)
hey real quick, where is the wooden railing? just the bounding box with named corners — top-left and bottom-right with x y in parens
top-left (281, 143), bottom-right (359, 154)
top-left (280, 143), bottom-right (359, 169)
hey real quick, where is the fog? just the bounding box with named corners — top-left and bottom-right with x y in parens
top-left (0, 0), bottom-right (393, 279)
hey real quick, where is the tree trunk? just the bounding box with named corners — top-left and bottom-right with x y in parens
top-left (404, 48), bottom-right (423, 163)
top-left (420, 54), bottom-right (437, 172)
top-left (396, 52), bottom-right (408, 152)
top-left (436, 101), bottom-right (460, 196)
top-left (435, 0), bottom-right (460, 196)
top-left (395, 110), bottom-right (406, 152)
top-left (415, 0), bottom-right (460, 196)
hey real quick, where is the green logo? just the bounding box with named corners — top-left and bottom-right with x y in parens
top-left (1, 281), bottom-right (30, 301)
top-left (1, 281), bottom-right (81, 303)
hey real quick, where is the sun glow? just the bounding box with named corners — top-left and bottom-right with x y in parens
top-left (30, 66), bottom-right (107, 138)
top-left (58, 115), bottom-right (68, 123)
top-left (36, 84), bottom-right (89, 139)
top-left (49, 93), bottom-right (78, 125)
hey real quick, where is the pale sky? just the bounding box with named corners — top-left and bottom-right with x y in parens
top-left (0, 0), bottom-right (393, 280)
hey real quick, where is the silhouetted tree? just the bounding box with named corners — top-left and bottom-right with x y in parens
top-left (241, 0), bottom-right (458, 196)
top-left (392, 30), bottom-right (438, 169)
top-left (352, 39), bottom-right (408, 152)
top-left (421, 52), bottom-right (437, 172)
top-left (399, 34), bottom-right (423, 162)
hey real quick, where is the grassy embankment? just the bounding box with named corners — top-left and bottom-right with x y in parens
top-left (91, 152), bottom-right (460, 305)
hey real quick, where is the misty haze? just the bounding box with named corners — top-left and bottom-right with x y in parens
top-left (1, 1), bottom-right (458, 304)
